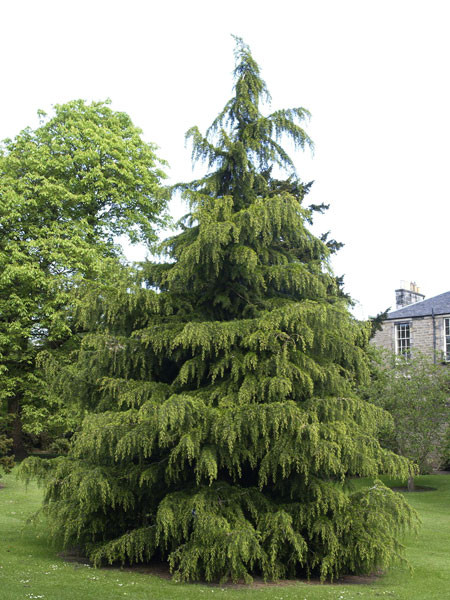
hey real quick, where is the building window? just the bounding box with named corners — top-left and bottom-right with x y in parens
top-left (445, 318), bottom-right (450, 361)
top-left (396, 323), bottom-right (411, 358)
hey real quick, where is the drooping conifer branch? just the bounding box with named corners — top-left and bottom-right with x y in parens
top-left (20, 37), bottom-right (418, 583)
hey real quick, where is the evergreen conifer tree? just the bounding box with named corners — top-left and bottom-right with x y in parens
top-left (22, 39), bottom-right (417, 583)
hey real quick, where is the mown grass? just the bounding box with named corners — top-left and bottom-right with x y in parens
top-left (1, 472), bottom-right (449, 600)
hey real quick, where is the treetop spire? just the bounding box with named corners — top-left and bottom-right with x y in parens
top-left (184, 36), bottom-right (313, 206)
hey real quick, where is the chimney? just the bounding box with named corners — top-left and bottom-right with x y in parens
top-left (395, 281), bottom-right (425, 309)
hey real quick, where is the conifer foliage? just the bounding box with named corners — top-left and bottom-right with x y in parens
top-left (22, 39), bottom-right (417, 582)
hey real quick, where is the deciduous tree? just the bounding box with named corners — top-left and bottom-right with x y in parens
top-left (0, 422), bottom-right (13, 476)
top-left (363, 351), bottom-right (450, 490)
top-left (0, 100), bottom-right (168, 457)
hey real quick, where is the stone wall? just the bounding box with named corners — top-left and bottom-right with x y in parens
top-left (371, 315), bottom-right (450, 359)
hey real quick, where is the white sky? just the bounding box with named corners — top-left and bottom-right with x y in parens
top-left (2, 0), bottom-right (449, 319)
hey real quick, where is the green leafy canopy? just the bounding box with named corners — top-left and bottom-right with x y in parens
top-left (0, 100), bottom-right (168, 452)
top-left (363, 350), bottom-right (450, 475)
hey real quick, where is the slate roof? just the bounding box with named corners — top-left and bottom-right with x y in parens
top-left (386, 291), bottom-right (450, 320)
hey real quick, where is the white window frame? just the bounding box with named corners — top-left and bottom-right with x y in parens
top-left (445, 317), bottom-right (450, 362)
top-left (395, 322), bottom-right (411, 358)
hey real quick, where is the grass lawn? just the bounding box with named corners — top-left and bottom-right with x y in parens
top-left (1, 472), bottom-right (449, 600)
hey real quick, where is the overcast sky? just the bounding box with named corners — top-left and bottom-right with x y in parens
top-left (2, 0), bottom-right (449, 319)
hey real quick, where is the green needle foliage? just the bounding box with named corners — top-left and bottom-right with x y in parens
top-left (21, 39), bottom-right (417, 583)
top-left (0, 100), bottom-right (168, 456)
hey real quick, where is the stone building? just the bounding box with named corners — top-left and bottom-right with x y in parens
top-left (371, 282), bottom-right (450, 361)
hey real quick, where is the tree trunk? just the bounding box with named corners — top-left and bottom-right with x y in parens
top-left (7, 396), bottom-right (27, 460)
top-left (407, 472), bottom-right (415, 492)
